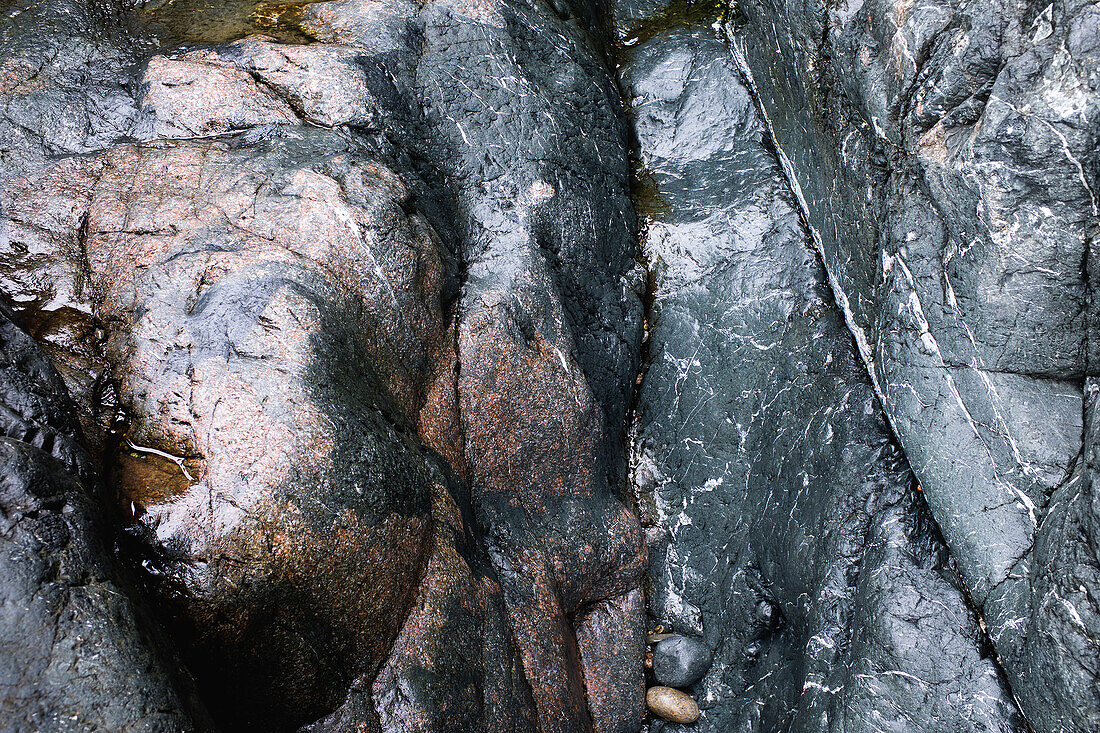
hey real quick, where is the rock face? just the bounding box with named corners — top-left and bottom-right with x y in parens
top-left (732, 0), bottom-right (1100, 728)
top-left (0, 0), bottom-right (1097, 731)
top-left (0, 306), bottom-right (209, 732)
top-left (1, 0), bottom-right (644, 730)
top-left (410, 5), bottom-right (650, 727)
top-left (83, 136), bottom-right (453, 732)
top-left (618, 17), bottom-right (1026, 731)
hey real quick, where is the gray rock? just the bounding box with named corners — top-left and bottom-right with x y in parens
top-left (653, 636), bottom-right (713, 688)
top-left (618, 19), bottom-right (1025, 733)
top-left (1, 0), bottom-right (1097, 730)
top-left (733, 0), bottom-right (1100, 728)
top-left (297, 2), bottom-right (650, 729)
top-left (0, 0), bottom-right (145, 181)
top-left (0, 0), bottom-right (647, 730)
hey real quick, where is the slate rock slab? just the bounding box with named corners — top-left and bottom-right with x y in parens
top-left (618, 19), bottom-right (1025, 732)
top-left (734, 0), bottom-right (1100, 728)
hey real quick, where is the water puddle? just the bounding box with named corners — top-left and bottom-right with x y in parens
top-left (618, 0), bottom-right (731, 51)
top-left (136, 0), bottom-right (326, 47)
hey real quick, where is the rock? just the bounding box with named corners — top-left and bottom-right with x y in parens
top-left (734, 0), bottom-right (1100, 727)
top-left (653, 636), bottom-right (712, 688)
top-left (618, 15), bottom-right (1025, 733)
top-left (139, 53), bottom-right (299, 137)
top-left (83, 135), bottom-right (440, 732)
top-left (0, 0), bottom-right (647, 729)
top-left (307, 478), bottom-right (538, 733)
top-left (0, 0), bottom-right (143, 180)
top-left (1, 0), bottom-right (1096, 730)
top-left (0, 0), bottom-right (149, 451)
top-left (0, 57), bottom-right (529, 729)
top-left (0, 305), bottom-right (210, 732)
top-left (646, 686), bottom-right (700, 724)
top-left (296, 1), bottom-right (651, 730)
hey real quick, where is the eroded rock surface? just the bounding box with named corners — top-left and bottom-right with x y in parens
top-left (84, 136), bottom-right (449, 732)
top-left (733, 0), bottom-right (1100, 728)
top-left (0, 0), bottom-right (1097, 730)
top-left (290, 2), bottom-right (650, 729)
top-left (1, 0), bottom-right (644, 730)
top-left (0, 306), bottom-right (209, 732)
top-left (619, 19), bottom-right (1025, 731)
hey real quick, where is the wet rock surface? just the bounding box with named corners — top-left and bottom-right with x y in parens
top-left (1, 0), bottom-right (642, 730)
top-left (652, 636), bottom-right (712, 688)
top-left (619, 17), bottom-right (1025, 732)
top-left (0, 306), bottom-right (209, 732)
top-left (84, 136), bottom-right (450, 732)
top-left (732, 0), bottom-right (1100, 728)
top-left (0, 0), bottom-right (1097, 731)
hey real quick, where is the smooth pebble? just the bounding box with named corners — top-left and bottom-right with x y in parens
top-left (647, 686), bottom-right (699, 724)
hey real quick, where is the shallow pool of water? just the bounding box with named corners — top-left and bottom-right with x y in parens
top-left (136, 0), bottom-right (325, 47)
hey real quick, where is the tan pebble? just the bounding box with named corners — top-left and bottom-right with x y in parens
top-left (647, 686), bottom-right (699, 724)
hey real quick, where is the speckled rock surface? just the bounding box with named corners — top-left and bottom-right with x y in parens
top-left (82, 136), bottom-right (449, 732)
top-left (0, 0), bottom-right (644, 730)
top-left (646, 686), bottom-right (699, 724)
top-left (1, 0), bottom-right (1097, 730)
top-left (292, 2), bottom-right (650, 730)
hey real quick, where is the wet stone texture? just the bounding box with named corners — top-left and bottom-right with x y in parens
top-left (421, 1), bottom-right (650, 726)
top-left (294, 0), bottom-right (651, 729)
top-left (0, 306), bottom-right (210, 732)
top-left (1, 121), bottom-right (537, 729)
top-left (81, 136), bottom-right (447, 732)
top-left (618, 18), bottom-right (1025, 733)
top-left (0, 0), bottom-right (645, 730)
top-left (0, 0), bottom-right (1098, 730)
top-left (733, 0), bottom-right (1100, 728)
top-left (651, 636), bottom-right (712, 688)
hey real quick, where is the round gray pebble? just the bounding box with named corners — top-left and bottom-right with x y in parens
top-left (653, 635), bottom-right (713, 688)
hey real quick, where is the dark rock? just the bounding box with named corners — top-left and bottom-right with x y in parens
top-left (0, 42), bottom-right (530, 726)
top-left (618, 19), bottom-right (1025, 732)
top-left (2, 0), bottom-right (1095, 730)
top-left (0, 306), bottom-right (209, 732)
top-left (733, 0), bottom-right (1100, 728)
top-left (0, 0), bottom-right (144, 179)
top-left (0, 0), bottom-right (150, 449)
top-left (652, 635), bottom-right (712, 688)
top-left (416, 4), bottom-right (649, 723)
top-left (297, 2), bottom-right (651, 730)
